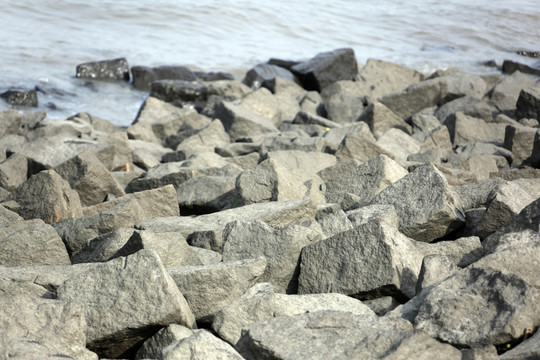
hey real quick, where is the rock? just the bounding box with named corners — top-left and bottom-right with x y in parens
top-left (192, 247), bottom-right (222, 265)
top-left (137, 199), bottom-right (317, 252)
top-left (490, 71), bottom-right (537, 112)
top-left (0, 294), bottom-right (97, 360)
top-left (358, 102), bottom-right (412, 138)
top-left (411, 113), bottom-right (441, 135)
top-left (455, 142), bottom-right (513, 167)
top-left (0, 219), bottom-right (70, 266)
top-left (315, 204), bottom-right (353, 238)
top-left (324, 92), bottom-right (365, 125)
top-left (214, 100), bottom-right (279, 141)
top-left (414, 266), bottom-right (540, 348)
top-left (516, 87), bottom-right (540, 121)
top-left (0, 152), bottom-right (27, 191)
top-left (212, 282), bottom-right (275, 345)
top-left (370, 163), bottom-right (465, 242)
top-left (418, 126), bottom-right (453, 153)
top-left (0, 110), bottom-right (22, 137)
top-left (446, 112), bottom-right (507, 146)
top-left (131, 65), bottom-right (197, 91)
top-left (240, 87), bottom-right (282, 126)
top-left (324, 154), bottom-right (408, 205)
top-left (129, 139), bottom-right (170, 170)
top-left (434, 95), bottom-right (493, 124)
top-left (67, 112), bottom-right (122, 134)
top-left (415, 236), bottom-right (484, 268)
top-left (291, 48), bottom-right (358, 91)
top-left (194, 70), bottom-right (235, 82)
top-left (356, 58), bottom-right (424, 99)
top-left (273, 293), bottom-right (375, 318)
top-left (53, 150), bottom-right (125, 207)
top-left (363, 296), bottom-right (401, 316)
top-left (502, 59), bottom-right (540, 77)
top-left (168, 257), bottom-right (266, 322)
top-left (9, 169), bottom-right (82, 224)
top-left (150, 79), bottom-right (208, 108)
top-left (416, 255), bottom-right (459, 293)
top-left (242, 62), bottom-right (298, 88)
top-left (162, 329), bottom-right (245, 360)
top-left (56, 250), bottom-right (195, 358)
top-left (135, 324), bottom-right (195, 359)
top-left (259, 133), bottom-right (325, 155)
top-left (293, 110), bottom-right (341, 129)
top-left (346, 204), bottom-right (400, 228)
top-left (75, 57), bottom-right (129, 81)
top-left (0, 89), bottom-right (38, 106)
top-left (461, 346), bottom-right (499, 360)
top-left (376, 128), bottom-right (421, 165)
top-left (262, 77), bottom-right (306, 122)
top-left (299, 219), bottom-right (425, 300)
top-left (0, 203), bottom-right (22, 227)
top-left (176, 174), bottom-right (239, 215)
top-left (503, 125), bottom-right (538, 165)
top-left (236, 310), bottom-right (461, 360)
top-left (475, 181), bottom-right (535, 239)
top-left (222, 220), bottom-right (322, 293)
top-left (499, 327), bottom-right (540, 360)
top-left (335, 129), bottom-right (394, 163)
top-left (175, 119), bottom-right (230, 157)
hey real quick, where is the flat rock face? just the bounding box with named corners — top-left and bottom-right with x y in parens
top-left (273, 293), bottom-right (376, 318)
top-left (370, 163), bottom-right (465, 242)
top-left (236, 310), bottom-right (461, 360)
top-left (161, 329), bottom-right (245, 360)
top-left (56, 250), bottom-right (195, 358)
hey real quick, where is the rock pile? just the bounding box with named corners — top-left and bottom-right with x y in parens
top-left (1, 48), bottom-right (540, 359)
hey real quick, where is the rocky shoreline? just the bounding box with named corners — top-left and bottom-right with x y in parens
top-left (1, 48), bottom-right (540, 359)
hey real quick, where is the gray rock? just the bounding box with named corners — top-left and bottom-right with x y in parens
top-left (324, 154), bottom-right (408, 204)
top-left (0, 110), bottom-right (22, 137)
top-left (54, 150), bottom-right (125, 206)
top-left (175, 119), bottom-right (230, 158)
top-left (490, 71), bottom-right (537, 112)
top-left (503, 125), bottom-right (538, 165)
top-left (346, 204), bottom-right (400, 228)
top-left (293, 110), bottom-right (341, 129)
top-left (222, 220), bottom-right (322, 293)
top-left (370, 163), bottom-right (465, 242)
top-left (447, 112), bottom-right (507, 146)
top-left (455, 142), bottom-right (513, 167)
top-left (0, 294), bottom-right (97, 360)
top-left (162, 329), bottom-right (245, 360)
top-left (376, 128), bottom-right (421, 165)
top-left (129, 139), bottom-right (170, 170)
top-left (291, 48), bottom-right (358, 91)
top-left (299, 219), bottom-right (425, 300)
top-left (192, 247), bottom-right (222, 265)
top-left (135, 324), bottom-right (195, 359)
top-left (499, 327), bottom-right (540, 360)
top-left (75, 57), bottom-right (129, 80)
top-left (363, 296), bottom-right (401, 316)
top-left (324, 92), bottom-right (364, 124)
top-left (131, 65), bottom-right (197, 91)
top-left (0, 218), bottom-right (70, 266)
top-left (177, 174), bottom-right (239, 215)
top-left (0, 89), bottom-right (38, 107)
top-left (56, 250), bottom-right (195, 358)
top-left (358, 102), bottom-right (412, 138)
top-left (411, 113), bottom-right (441, 135)
top-left (9, 169), bottom-right (82, 224)
top-left (274, 293), bottom-right (375, 318)
top-left (242, 62), bottom-right (298, 88)
top-left (215, 142), bottom-right (261, 157)
top-left (461, 346), bottom-right (499, 360)
top-left (214, 100), bottom-right (279, 141)
top-left (212, 282), bottom-right (275, 345)
top-left (414, 236), bottom-right (484, 268)
top-left (265, 77), bottom-right (306, 122)
top-left (25, 119), bottom-right (93, 142)
top-left (418, 126), bottom-right (453, 153)
top-left (335, 130), bottom-right (394, 163)
top-left (168, 257), bottom-right (266, 322)
top-left (416, 255), bottom-right (460, 293)
top-left (315, 204), bottom-right (353, 238)
top-left (435, 95), bottom-right (493, 124)
top-left (475, 181), bottom-right (535, 239)
top-left (237, 310), bottom-right (461, 360)
top-left (0, 203), bottom-right (22, 227)
top-left (516, 87), bottom-right (540, 120)
top-left (240, 87), bottom-right (282, 126)
top-left (0, 153), bottom-right (27, 191)
top-left (259, 133), bottom-right (325, 155)
top-left (414, 266), bottom-right (540, 347)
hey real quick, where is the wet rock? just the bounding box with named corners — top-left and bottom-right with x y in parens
top-left (242, 62), bottom-right (298, 88)
top-left (516, 87), bottom-right (540, 121)
top-left (358, 102), bottom-right (412, 138)
top-left (0, 219), bottom-right (70, 266)
top-left (54, 150), bottom-right (125, 207)
top-left (9, 169), bottom-right (82, 224)
top-left (324, 154), bottom-right (408, 205)
top-left (416, 255), bottom-right (459, 293)
top-left (370, 163), bottom-right (465, 242)
top-left (0, 152), bottom-right (27, 191)
top-left (212, 282), bottom-right (275, 345)
top-left (168, 257), bottom-right (266, 322)
top-left (75, 57), bottom-right (130, 81)
top-left (0, 89), bottom-right (38, 107)
top-left (490, 71), bottom-right (537, 112)
top-left (222, 220), bottom-right (322, 293)
top-left (291, 48), bottom-right (358, 91)
top-left (131, 65), bottom-right (197, 91)
top-left (274, 293), bottom-right (375, 318)
top-left (0, 294), bottom-right (97, 360)
top-left (150, 79), bottom-right (208, 108)
top-left (214, 100), bottom-right (279, 141)
top-left (56, 250), bottom-right (195, 358)
top-left (502, 59), bottom-right (540, 77)
top-left (236, 310), bottom-right (461, 360)
top-left (299, 219), bottom-right (425, 300)
top-left (194, 70), bottom-right (235, 82)
top-left (161, 329), bottom-right (245, 360)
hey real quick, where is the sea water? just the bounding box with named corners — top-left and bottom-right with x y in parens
top-left (1, 0), bottom-right (539, 126)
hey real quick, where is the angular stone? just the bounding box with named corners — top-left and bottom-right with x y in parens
top-left (1, 89), bottom-right (38, 106)
top-left (435, 95), bottom-right (493, 124)
top-left (371, 163), bottom-right (465, 242)
top-left (346, 204), bottom-right (400, 228)
top-left (315, 204), bottom-right (353, 238)
top-left (263, 77), bottom-right (306, 122)
top-left (212, 283), bottom-right (274, 345)
top-left (363, 296), bottom-right (401, 316)
top-left (358, 102), bottom-right (412, 138)
top-left (214, 100), bottom-right (279, 141)
top-left (416, 255), bottom-right (460, 293)
top-left (490, 71), bottom-right (537, 112)
top-left (57, 250), bottom-right (195, 358)
top-left (335, 130), bottom-right (394, 163)
top-left (291, 48), bottom-right (358, 91)
top-left (240, 87), bottom-right (282, 126)
top-left (376, 128), bottom-right (421, 165)
top-left (259, 133), bottom-right (325, 155)
top-left (54, 150), bottom-right (125, 206)
top-left (135, 324), bottom-right (195, 360)
top-left (223, 220), bottom-right (322, 293)
top-left (414, 267), bottom-right (540, 348)
top-left (168, 257), bottom-right (266, 321)
top-left (516, 87), bottom-right (540, 120)
top-left (324, 92), bottom-right (365, 125)
top-left (162, 329), bottom-right (245, 360)
top-left (131, 65), bottom-right (197, 91)
top-left (237, 310), bottom-right (461, 360)
top-left (0, 152), bottom-right (27, 191)
top-left (415, 236), bottom-right (484, 268)
top-left (503, 125), bottom-right (538, 165)
top-left (324, 154), bottom-right (408, 205)
top-left (274, 293), bottom-right (375, 318)
top-left (176, 174), bottom-right (239, 215)
top-left (299, 220), bottom-right (425, 300)
top-left (447, 112), bottom-right (507, 146)
top-left (9, 169), bottom-right (82, 224)
top-left (175, 119), bottom-right (230, 158)
top-left (0, 203), bottom-right (22, 227)
top-left (293, 110), bottom-right (341, 129)
top-left (0, 219), bottom-right (70, 266)
top-left (75, 57), bottom-right (129, 81)
top-left (418, 126), bottom-right (453, 153)
top-left (0, 294), bottom-right (97, 360)
top-left (242, 62), bottom-right (298, 88)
